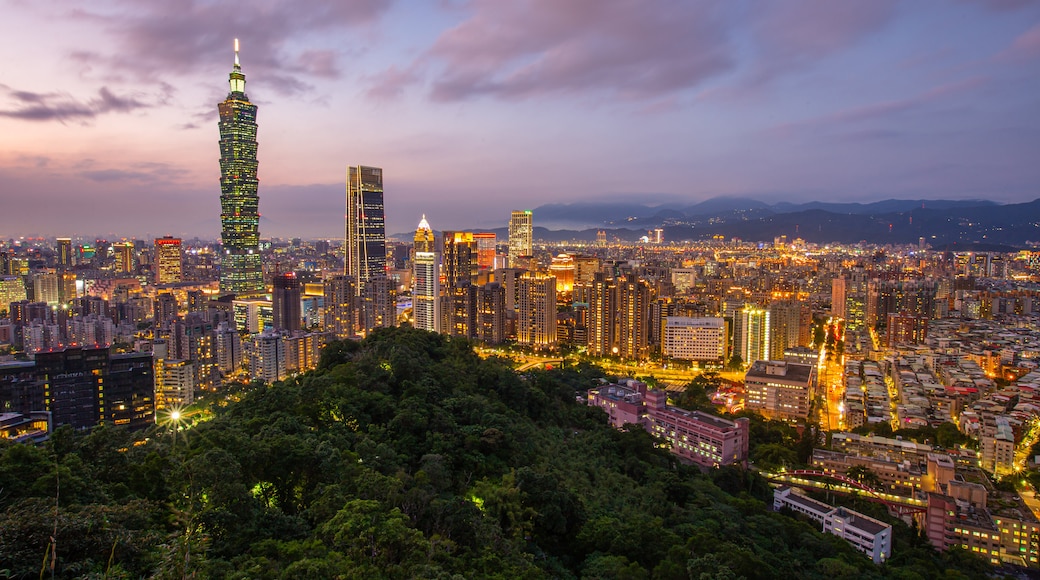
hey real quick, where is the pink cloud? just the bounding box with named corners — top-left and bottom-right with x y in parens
top-left (415, 0), bottom-right (734, 101)
top-left (63, 0), bottom-right (391, 96)
top-left (365, 64), bottom-right (422, 99)
top-left (996, 22), bottom-right (1040, 61)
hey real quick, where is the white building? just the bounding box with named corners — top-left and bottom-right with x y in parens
top-left (214, 322), bottom-right (242, 374)
top-left (250, 330), bottom-right (286, 384)
top-left (663, 316), bottom-right (726, 362)
top-left (508, 210), bottom-right (533, 267)
top-left (774, 487), bottom-right (893, 564)
top-left (154, 358), bottom-right (195, 412)
top-left (413, 216), bottom-right (440, 333)
top-left (823, 506), bottom-right (892, 564)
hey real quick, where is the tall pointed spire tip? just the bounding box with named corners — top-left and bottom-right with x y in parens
top-left (234, 38), bottom-right (241, 68)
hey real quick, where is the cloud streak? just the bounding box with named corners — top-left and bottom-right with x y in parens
top-left (0, 84), bottom-right (148, 122)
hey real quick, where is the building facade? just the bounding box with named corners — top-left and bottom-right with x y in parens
top-left (272, 272), bottom-right (302, 332)
top-left (587, 381), bottom-right (750, 469)
top-left (218, 40), bottom-right (264, 297)
top-left (154, 236), bottom-right (183, 285)
top-left (346, 165), bottom-right (387, 293)
top-left (663, 316), bottom-right (727, 362)
top-left (508, 210), bottom-right (533, 267)
top-left (744, 360), bottom-right (816, 422)
top-left (412, 216), bottom-right (440, 333)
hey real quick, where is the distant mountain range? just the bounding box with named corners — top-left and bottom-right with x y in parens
top-left (391, 197), bottom-right (1040, 247)
top-left (468, 198), bottom-right (1039, 248)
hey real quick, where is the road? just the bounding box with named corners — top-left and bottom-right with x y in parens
top-left (818, 348), bottom-right (844, 431)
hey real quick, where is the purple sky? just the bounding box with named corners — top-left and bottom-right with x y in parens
top-left (1, 0), bottom-right (1038, 239)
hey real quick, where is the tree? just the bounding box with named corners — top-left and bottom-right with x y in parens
top-left (846, 465), bottom-right (883, 490)
top-left (936, 422), bottom-right (968, 449)
top-left (751, 443), bottom-right (798, 470)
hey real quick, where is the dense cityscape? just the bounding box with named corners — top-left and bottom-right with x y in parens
top-left (2, 10), bottom-right (1040, 578)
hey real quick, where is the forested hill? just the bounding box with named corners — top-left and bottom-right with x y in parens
top-left (1, 327), bottom-right (990, 579)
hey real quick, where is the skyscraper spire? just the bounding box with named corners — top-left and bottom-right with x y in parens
top-left (229, 38), bottom-right (246, 95)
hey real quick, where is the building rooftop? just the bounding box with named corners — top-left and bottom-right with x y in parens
top-left (832, 507), bottom-right (889, 536)
top-left (745, 360), bottom-right (814, 383)
top-left (665, 407), bottom-right (739, 430)
top-left (783, 490), bottom-right (834, 514)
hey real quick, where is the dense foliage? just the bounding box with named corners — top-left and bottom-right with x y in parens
top-left (0, 327), bottom-right (992, 578)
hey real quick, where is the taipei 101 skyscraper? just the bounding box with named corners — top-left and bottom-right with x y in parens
top-left (218, 39), bottom-right (264, 297)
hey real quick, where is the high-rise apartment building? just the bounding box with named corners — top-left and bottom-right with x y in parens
top-left (113, 241), bottom-right (134, 274)
top-left (831, 277), bottom-right (846, 319)
top-left (616, 274), bottom-right (650, 360)
top-left (587, 273), bottom-right (617, 357)
top-left (447, 282), bottom-right (478, 339)
top-left (251, 330), bottom-right (286, 384)
top-left (218, 39), bottom-right (264, 297)
top-left (32, 270), bottom-right (61, 306)
top-left (768, 300), bottom-right (811, 360)
top-left (323, 275), bottom-right (357, 339)
top-left (508, 210), bottom-right (533, 267)
top-left (272, 272), bottom-right (302, 332)
top-left (346, 165), bottom-right (387, 293)
top-left (361, 276), bottom-right (396, 333)
top-left (738, 306), bottom-right (771, 365)
top-left (0, 276), bottom-right (26, 313)
top-left (154, 236), bottom-right (183, 285)
top-left (56, 238), bottom-right (73, 268)
top-left (662, 317), bottom-right (727, 362)
top-left (476, 282), bottom-right (506, 344)
top-left (442, 231), bottom-right (477, 288)
top-left (866, 279), bottom-right (937, 329)
top-left (474, 232), bottom-right (496, 271)
top-left (517, 274), bottom-right (557, 348)
top-left (154, 358), bottom-right (194, 412)
top-left (412, 216), bottom-right (440, 333)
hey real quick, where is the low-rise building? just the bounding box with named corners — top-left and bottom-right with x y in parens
top-left (774, 487), bottom-right (893, 564)
top-left (587, 381), bottom-right (749, 468)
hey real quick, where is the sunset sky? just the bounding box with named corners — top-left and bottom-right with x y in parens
top-left (1, 0), bottom-right (1038, 239)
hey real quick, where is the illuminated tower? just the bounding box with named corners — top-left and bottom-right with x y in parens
top-left (218, 39), bottom-right (264, 297)
top-left (154, 236), bottom-right (183, 284)
top-left (412, 215), bottom-right (440, 333)
top-left (346, 165), bottom-right (386, 294)
top-left (508, 210), bottom-right (533, 267)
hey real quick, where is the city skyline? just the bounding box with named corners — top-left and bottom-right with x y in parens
top-left (1, 1), bottom-right (1038, 238)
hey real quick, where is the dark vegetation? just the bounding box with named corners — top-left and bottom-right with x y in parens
top-left (0, 327), bottom-right (994, 578)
